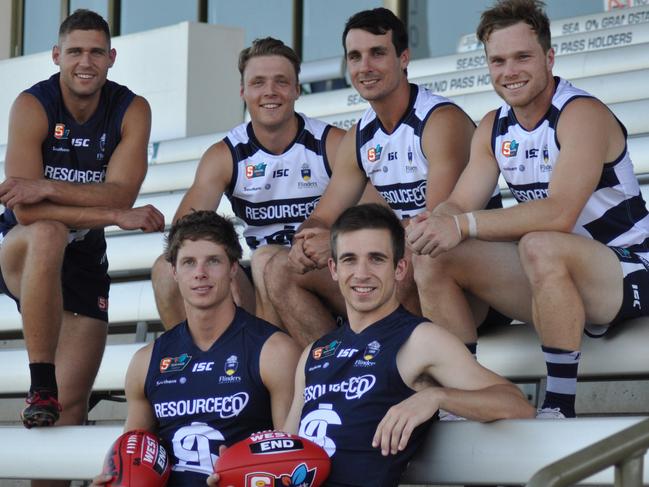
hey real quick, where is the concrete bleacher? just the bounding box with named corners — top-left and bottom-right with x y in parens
top-left (1, 8), bottom-right (649, 485)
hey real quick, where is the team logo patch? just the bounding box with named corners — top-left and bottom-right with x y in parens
top-left (363, 341), bottom-right (381, 360)
top-left (312, 340), bottom-right (340, 360)
top-left (160, 353), bottom-right (192, 373)
top-left (501, 140), bottom-right (519, 157)
top-left (97, 296), bottom-right (108, 312)
top-left (220, 355), bottom-right (242, 383)
top-left (225, 355), bottom-right (239, 376)
top-left (301, 163), bottom-right (311, 181)
top-left (367, 144), bottom-right (383, 162)
top-left (246, 162), bottom-right (267, 179)
top-left (245, 463), bottom-right (317, 487)
top-left (54, 123), bottom-right (69, 140)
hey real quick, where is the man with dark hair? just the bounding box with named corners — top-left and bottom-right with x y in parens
top-left (266, 8), bottom-right (499, 346)
top-left (151, 37), bottom-right (378, 339)
top-left (280, 203), bottom-right (533, 487)
top-left (93, 211), bottom-right (300, 487)
top-left (0, 8), bottom-right (163, 433)
top-left (406, 0), bottom-right (649, 419)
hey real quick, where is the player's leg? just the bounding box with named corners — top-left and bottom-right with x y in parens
top-left (518, 231), bottom-right (623, 418)
top-left (0, 221), bottom-right (69, 427)
top-left (55, 312), bottom-right (108, 424)
top-left (413, 239), bottom-right (533, 343)
top-left (0, 222), bottom-right (68, 363)
top-left (396, 247), bottom-right (422, 316)
top-left (518, 231), bottom-right (623, 347)
top-left (265, 250), bottom-right (345, 347)
top-left (31, 311), bottom-right (108, 487)
top-left (249, 245), bottom-right (285, 326)
top-left (231, 261), bottom-right (256, 315)
top-left (151, 254), bottom-right (186, 330)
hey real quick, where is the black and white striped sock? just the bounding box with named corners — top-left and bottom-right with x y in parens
top-left (541, 345), bottom-right (580, 418)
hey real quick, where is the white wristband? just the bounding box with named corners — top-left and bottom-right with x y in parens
top-left (452, 215), bottom-right (462, 239)
top-left (466, 212), bottom-right (478, 238)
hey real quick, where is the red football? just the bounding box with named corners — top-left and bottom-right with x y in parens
top-left (102, 429), bottom-right (171, 487)
top-left (214, 431), bottom-right (330, 487)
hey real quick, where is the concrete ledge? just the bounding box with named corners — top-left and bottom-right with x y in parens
top-left (0, 418), bottom-right (647, 482)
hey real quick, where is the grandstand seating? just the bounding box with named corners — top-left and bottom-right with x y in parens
top-left (1, 8), bottom-right (648, 484)
top-left (0, 418), bottom-right (648, 482)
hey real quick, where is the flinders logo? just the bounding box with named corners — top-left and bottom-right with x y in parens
top-left (299, 163), bottom-right (317, 189)
top-left (355, 340), bottom-right (381, 368)
top-left (220, 355), bottom-right (241, 383)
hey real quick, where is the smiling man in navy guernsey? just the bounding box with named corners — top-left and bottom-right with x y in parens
top-left (405, 0), bottom-right (649, 419)
top-left (0, 8), bottom-right (163, 438)
top-left (92, 211), bottom-right (300, 487)
top-left (266, 7), bottom-right (502, 348)
top-left (283, 204), bottom-right (533, 487)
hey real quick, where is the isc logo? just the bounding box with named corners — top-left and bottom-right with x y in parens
top-left (71, 138), bottom-right (90, 147)
top-left (337, 348), bottom-right (358, 358)
top-left (273, 169), bottom-right (289, 178)
top-left (192, 361), bottom-right (214, 372)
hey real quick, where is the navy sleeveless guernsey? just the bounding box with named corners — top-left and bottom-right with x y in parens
top-left (145, 307), bottom-right (277, 486)
top-left (298, 307), bottom-right (431, 487)
top-left (0, 73), bottom-right (134, 254)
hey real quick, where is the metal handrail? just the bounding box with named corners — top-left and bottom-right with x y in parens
top-left (527, 418), bottom-right (649, 487)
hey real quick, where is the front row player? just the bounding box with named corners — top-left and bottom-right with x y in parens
top-left (92, 211), bottom-right (300, 486)
top-left (281, 205), bottom-right (534, 486)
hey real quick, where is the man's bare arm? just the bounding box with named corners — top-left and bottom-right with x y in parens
top-left (421, 104), bottom-right (475, 211)
top-left (405, 111), bottom-right (499, 255)
top-left (123, 344), bottom-right (158, 432)
top-left (283, 345), bottom-right (310, 434)
top-left (2, 95), bottom-right (151, 211)
top-left (298, 125), bottom-right (368, 232)
top-left (399, 322), bottom-right (535, 422)
top-left (91, 345), bottom-right (157, 486)
top-left (289, 125), bottom-right (369, 272)
top-left (172, 141), bottom-right (233, 223)
top-left (260, 331), bottom-right (302, 430)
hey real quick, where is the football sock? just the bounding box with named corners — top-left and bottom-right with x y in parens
top-left (541, 345), bottom-right (579, 418)
top-left (29, 362), bottom-right (57, 396)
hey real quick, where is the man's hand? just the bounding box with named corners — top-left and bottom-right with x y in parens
top-left (372, 388), bottom-right (440, 456)
top-left (206, 472), bottom-right (234, 487)
top-left (89, 473), bottom-right (113, 486)
top-left (301, 227), bottom-right (331, 269)
top-left (0, 177), bottom-right (51, 209)
top-left (115, 204), bottom-right (165, 232)
top-left (406, 212), bottom-right (463, 257)
top-left (207, 445), bottom-right (234, 486)
top-left (288, 232), bottom-right (318, 273)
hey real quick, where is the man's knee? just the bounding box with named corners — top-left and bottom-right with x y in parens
top-left (412, 251), bottom-right (453, 285)
top-left (24, 220), bottom-right (68, 252)
top-left (265, 248), bottom-right (290, 280)
top-left (57, 393), bottom-right (89, 426)
top-left (151, 254), bottom-right (176, 293)
top-left (519, 232), bottom-right (566, 282)
top-left (252, 246), bottom-right (284, 286)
